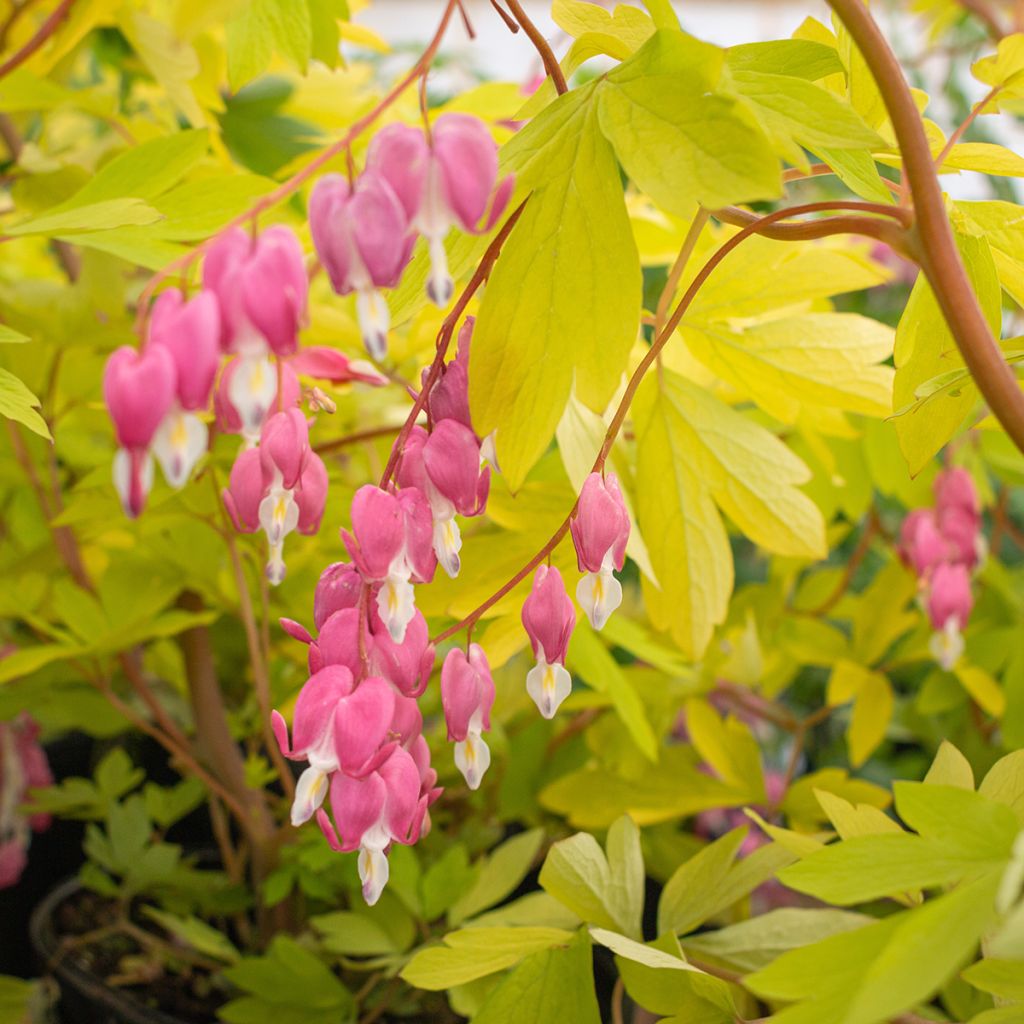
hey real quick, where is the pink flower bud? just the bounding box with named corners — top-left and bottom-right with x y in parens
top-left (441, 644), bottom-right (494, 790)
top-left (342, 485), bottom-right (407, 582)
top-left (289, 346), bottom-right (389, 386)
top-left (104, 344), bottom-right (177, 517)
top-left (314, 563), bottom-right (363, 631)
top-left (260, 408), bottom-right (310, 490)
top-left (938, 506), bottom-right (982, 569)
top-left (899, 509), bottom-right (946, 577)
top-left (316, 607), bottom-right (363, 678)
top-left (397, 487), bottom-right (438, 585)
top-left (222, 447), bottom-right (265, 533)
top-left (934, 467), bottom-right (980, 519)
top-left (296, 452), bottom-right (328, 535)
top-left (522, 565), bottom-right (575, 666)
top-left (309, 171), bottom-right (413, 360)
top-left (424, 420), bottom-right (489, 517)
top-left (927, 561), bottom-right (973, 632)
top-left (571, 473), bottom-right (629, 574)
top-left (426, 316), bottom-right (473, 430)
top-left (369, 607), bottom-right (435, 697)
top-left (104, 345), bottom-right (177, 451)
top-left (571, 473), bottom-right (630, 630)
top-left (522, 565), bottom-right (575, 719)
top-left (148, 290), bottom-right (221, 411)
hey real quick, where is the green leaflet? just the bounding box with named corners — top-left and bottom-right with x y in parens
top-left (633, 369), bottom-right (824, 658)
top-left (597, 30), bottom-right (782, 215)
top-left (400, 926), bottom-right (575, 990)
top-left (469, 84), bottom-right (641, 489)
top-left (470, 930), bottom-right (600, 1024)
top-left (893, 224), bottom-right (1001, 475)
top-left (746, 872), bottom-right (1002, 1024)
top-left (539, 815), bottom-right (645, 940)
top-left (0, 367), bottom-right (51, 439)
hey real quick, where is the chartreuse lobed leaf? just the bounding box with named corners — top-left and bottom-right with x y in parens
top-left (659, 829), bottom-right (797, 936)
top-left (470, 929), bottom-right (600, 1024)
top-left (725, 39), bottom-right (845, 80)
top-left (226, 0), bottom-right (315, 91)
top-left (780, 783), bottom-right (1018, 905)
top-left (957, 200), bottom-right (1024, 307)
top-left (973, 33), bottom-right (1024, 100)
top-left (448, 829), bottom-right (545, 925)
top-left (682, 907), bottom-right (869, 974)
top-left (979, 749), bottom-right (1024, 825)
top-left (683, 699), bottom-right (765, 800)
top-left (568, 623), bottom-right (658, 761)
top-left (0, 367), bottom-right (51, 440)
top-left (539, 815), bottom-right (644, 940)
top-left (962, 958), bottom-right (1024, 1001)
top-left (893, 226), bottom-right (1001, 475)
top-left (746, 871), bottom-right (1002, 1024)
top-left (399, 926), bottom-right (575, 990)
top-left (469, 83), bottom-right (641, 489)
top-left (597, 30), bottom-right (782, 215)
top-left (827, 660), bottom-right (895, 767)
top-left (633, 370), bottom-right (824, 658)
top-left (680, 313), bottom-right (895, 424)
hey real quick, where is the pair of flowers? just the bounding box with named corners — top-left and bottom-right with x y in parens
top-left (310, 114), bottom-right (512, 358)
top-left (899, 467), bottom-right (984, 669)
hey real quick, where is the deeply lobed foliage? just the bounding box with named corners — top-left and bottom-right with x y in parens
top-left (1, 1), bottom-right (1024, 1023)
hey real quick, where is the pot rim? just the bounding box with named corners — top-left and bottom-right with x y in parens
top-left (29, 875), bottom-right (206, 1024)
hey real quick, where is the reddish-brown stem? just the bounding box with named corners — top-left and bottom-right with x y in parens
top-left (489, 0), bottom-right (520, 33)
top-left (0, 0), bottom-right (75, 81)
top-left (502, 0), bottom-right (568, 94)
top-left (829, 0), bottom-right (1024, 457)
top-left (133, 0), bottom-right (463, 332)
top-left (378, 199), bottom-right (528, 489)
top-left (805, 508), bottom-right (881, 617)
top-left (783, 162), bottom-right (900, 195)
top-left (431, 200), bottom-right (900, 644)
top-left (714, 204), bottom-right (913, 253)
top-left (314, 424), bottom-right (403, 455)
top-left (934, 85), bottom-right (1002, 170)
top-left (655, 208), bottom-right (710, 336)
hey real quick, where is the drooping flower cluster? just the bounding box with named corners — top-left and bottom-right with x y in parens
top-left (103, 225), bottom-right (387, 584)
top-left (899, 467), bottom-right (984, 670)
top-left (0, 714), bottom-right (53, 889)
top-left (310, 115), bottom-right (512, 359)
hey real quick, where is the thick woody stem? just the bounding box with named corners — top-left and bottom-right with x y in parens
top-left (828, 0), bottom-right (1024, 457)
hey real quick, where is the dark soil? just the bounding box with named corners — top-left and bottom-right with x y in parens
top-left (50, 888), bottom-right (226, 1023)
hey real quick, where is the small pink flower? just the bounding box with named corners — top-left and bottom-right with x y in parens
top-left (204, 226), bottom-right (307, 357)
top-left (272, 667), bottom-right (397, 826)
top-left (398, 422), bottom-right (489, 578)
top-left (441, 644), bottom-right (495, 789)
top-left (215, 354), bottom-right (301, 443)
top-left (343, 486), bottom-right (435, 642)
top-left (259, 408), bottom-right (309, 491)
top-left (309, 172), bottom-right (414, 360)
top-left (147, 290), bottom-right (219, 490)
top-left (425, 317), bottom-right (473, 430)
top-left (927, 562), bottom-right (973, 670)
top-left (369, 607), bottom-right (435, 698)
top-left (289, 347), bottom-right (389, 387)
top-left (313, 563), bottom-right (363, 631)
top-left (103, 344), bottom-right (177, 517)
top-left (316, 746), bottom-right (427, 905)
top-left (368, 115), bottom-right (513, 306)
top-left (934, 467), bottom-right (980, 520)
top-left (570, 472), bottom-right (630, 630)
top-left (222, 447), bottom-right (264, 532)
top-left (521, 565), bottom-right (575, 719)
top-left (313, 607), bottom-right (363, 678)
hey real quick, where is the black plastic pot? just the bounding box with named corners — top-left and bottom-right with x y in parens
top-left (29, 877), bottom-right (195, 1024)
